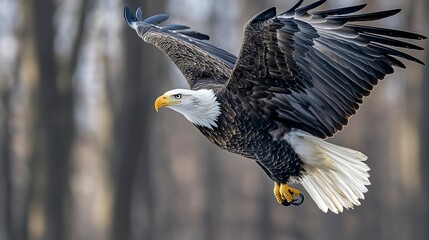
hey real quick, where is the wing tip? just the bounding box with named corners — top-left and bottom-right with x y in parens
top-left (123, 5), bottom-right (136, 27)
top-left (282, 0), bottom-right (304, 15)
top-left (417, 34), bottom-right (428, 40)
top-left (296, 0), bottom-right (327, 14)
top-left (123, 5), bottom-right (169, 26)
top-left (251, 7), bottom-right (277, 23)
top-left (136, 7), bottom-right (143, 21)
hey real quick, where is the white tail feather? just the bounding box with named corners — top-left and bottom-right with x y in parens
top-left (284, 130), bottom-right (370, 214)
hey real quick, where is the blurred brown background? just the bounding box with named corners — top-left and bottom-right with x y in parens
top-left (0, 0), bottom-right (428, 239)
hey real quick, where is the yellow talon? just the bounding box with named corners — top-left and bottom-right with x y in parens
top-left (280, 184), bottom-right (300, 202)
top-left (273, 182), bottom-right (304, 206)
top-left (273, 182), bottom-right (282, 204)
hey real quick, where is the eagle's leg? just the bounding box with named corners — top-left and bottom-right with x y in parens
top-left (273, 182), bottom-right (304, 206)
top-left (273, 182), bottom-right (283, 204)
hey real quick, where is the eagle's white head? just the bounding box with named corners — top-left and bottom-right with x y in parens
top-left (154, 89), bottom-right (221, 129)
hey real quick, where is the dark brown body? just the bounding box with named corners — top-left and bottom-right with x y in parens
top-left (197, 89), bottom-right (303, 184)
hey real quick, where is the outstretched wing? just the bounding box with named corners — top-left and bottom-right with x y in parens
top-left (224, 0), bottom-right (426, 138)
top-left (124, 6), bottom-right (237, 89)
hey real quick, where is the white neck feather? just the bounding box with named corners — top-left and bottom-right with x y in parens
top-left (166, 89), bottom-right (221, 129)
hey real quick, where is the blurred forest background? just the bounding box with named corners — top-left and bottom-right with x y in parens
top-left (0, 0), bottom-right (428, 239)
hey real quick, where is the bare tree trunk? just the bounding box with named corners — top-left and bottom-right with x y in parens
top-left (0, 85), bottom-right (12, 240)
top-left (111, 1), bottom-right (165, 239)
top-left (15, 2), bottom-right (35, 240)
top-left (203, 146), bottom-right (222, 240)
top-left (419, 65), bottom-right (429, 239)
top-left (31, 0), bottom-right (75, 238)
top-left (111, 5), bottom-right (144, 240)
top-left (419, 14), bottom-right (429, 240)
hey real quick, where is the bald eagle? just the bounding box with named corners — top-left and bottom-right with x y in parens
top-left (124, 0), bottom-right (425, 213)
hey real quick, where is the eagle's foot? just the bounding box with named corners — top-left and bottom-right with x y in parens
top-left (273, 182), bottom-right (304, 206)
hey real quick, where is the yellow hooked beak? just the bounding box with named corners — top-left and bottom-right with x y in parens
top-left (154, 95), bottom-right (180, 112)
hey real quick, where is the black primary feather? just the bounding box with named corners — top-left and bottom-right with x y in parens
top-left (223, 0), bottom-right (425, 139)
top-left (251, 7), bottom-right (277, 23)
top-left (142, 13), bottom-right (169, 24)
top-left (328, 9), bottom-right (401, 23)
top-left (123, 5), bottom-right (136, 26)
top-left (282, 0), bottom-right (304, 15)
top-left (348, 24), bottom-right (427, 40)
top-left (136, 7), bottom-right (143, 21)
top-left (163, 24), bottom-right (190, 31)
top-left (295, 0), bottom-right (327, 14)
top-left (312, 4), bottom-right (367, 17)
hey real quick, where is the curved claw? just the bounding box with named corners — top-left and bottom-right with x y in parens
top-left (281, 192), bottom-right (304, 206)
top-left (291, 192), bottom-right (304, 206)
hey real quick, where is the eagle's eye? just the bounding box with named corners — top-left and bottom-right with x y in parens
top-left (174, 94), bottom-right (182, 99)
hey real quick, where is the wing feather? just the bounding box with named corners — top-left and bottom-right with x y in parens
top-left (295, 0), bottom-right (327, 15)
top-left (224, 1), bottom-right (425, 138)
top-left (348, 24), bottom-right (426, 39)
top-left (124, 6), bottom-right (236, 89)
top-left (312, 4), bottom-right (367, 17)
top-left (327, 9), bottom-right (401, 23)
top-left (124, 2), bottom-right (425, 138)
